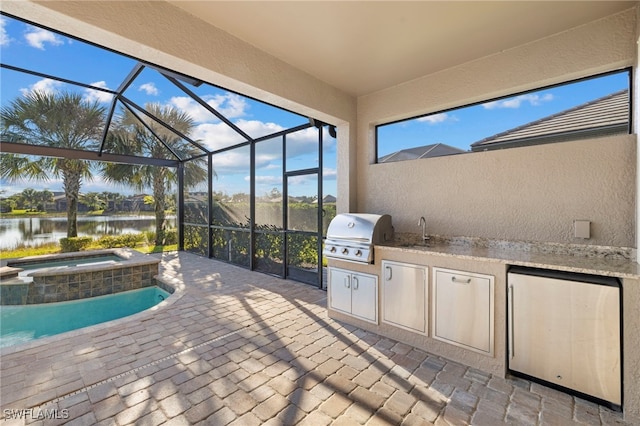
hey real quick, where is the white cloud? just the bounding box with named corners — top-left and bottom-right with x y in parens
top-left (24, 26), bottom-right (63, 50)
top-left (0, 17), bottom-right (11, 47)
top-left (139, 82), bottom-right (159, 96)
top-left (323, 167), bottom-right (337, 180)
top-left (235, 120), bottom-right (284, 137)
top-left (417, 112), bottom-right (448, 124)
top-left (193, 119), bottom-right (291, 153)
top-left (168, 93), bottom-right (248, 123)
top-left (211, 150), bottom-right (251, 174)
top-left (193, 122), bottom-right (247, 151)
top-left (218, 93), bottom-right (247, 118)
top-left (20, 78), bottom-right (63, 97)
top-left (252, 175), bottom-right (282, 185)
top-left (83, 81), bottom-right (113, 104)
top-left (483, 93), bottom-right (554, 109)
top-left (284, 127), bottom-right (319, 157)
top-left (169, 96), bottom-right (215, 123)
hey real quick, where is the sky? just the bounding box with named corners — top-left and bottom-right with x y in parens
top-left (0, 15), bottom-right (337, 199)
top-left (377, 68), bottom-right (629, 159)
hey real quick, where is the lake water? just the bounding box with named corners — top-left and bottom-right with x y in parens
top-left (0, 216), bottom-right (177, 250)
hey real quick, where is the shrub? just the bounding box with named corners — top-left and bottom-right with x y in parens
top-left (96, 233), bottom-right (145, 249)
top-left (59, 236), bottom-right (93, 252)
top-left (144, 229), bottom-right (178, 246)
top-left (163, 229), bottom-right (178, 245)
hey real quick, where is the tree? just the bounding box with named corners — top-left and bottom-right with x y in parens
top-left (100, 191), bottom-right (125, 212)
top-left (0, 91), bottom-right (105, 236)
top-left (21, 188), bottom-right (38, 211)
top-left (103, 104), bottom-right (207, 245)
top-left (35, 189), bottom-right (53, 211)
top-left (80, 192), bottom-right (106, 212)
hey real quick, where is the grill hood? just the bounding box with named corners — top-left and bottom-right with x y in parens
top-left (323, 213), bottom-right (393, 263)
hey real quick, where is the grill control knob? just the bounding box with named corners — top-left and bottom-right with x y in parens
top-left (355, 249), bottom-right (362, 257)
top-left (341, 248), bottom-right (349, 255)
top-left (329, 246), bottom-right (336, 253)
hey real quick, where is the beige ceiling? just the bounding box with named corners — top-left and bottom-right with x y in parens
top-left (168, 1), bottom-right (636, 97)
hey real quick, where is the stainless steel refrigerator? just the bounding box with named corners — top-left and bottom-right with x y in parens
top-left (507, 266), bottom-right (621, 407)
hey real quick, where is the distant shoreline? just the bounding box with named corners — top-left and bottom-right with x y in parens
top-left (0, 211), bottom-right (168, 219)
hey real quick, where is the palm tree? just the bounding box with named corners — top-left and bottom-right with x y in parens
top-left (35, 189), bottom-right (54, 212)
top-left (0, 91), bottom-right (105, 237)
top-left (80, 192), bottom-right (106, 212)
top-left (103, 104), bottom-right (207, 245)
top-left (21, 188), bottom-right (38, 211)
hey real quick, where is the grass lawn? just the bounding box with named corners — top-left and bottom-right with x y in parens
top-left (0, 242), bottom-right (177, 259)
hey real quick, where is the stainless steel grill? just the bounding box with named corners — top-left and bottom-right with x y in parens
top-left (323, 213), bottom-right (394, 264)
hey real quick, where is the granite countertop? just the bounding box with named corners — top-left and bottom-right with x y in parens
top-left (378, 234), bottom-right (640, 279)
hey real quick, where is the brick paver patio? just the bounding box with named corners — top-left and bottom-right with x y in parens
top-left (0, 251), bottom-right (631, 425)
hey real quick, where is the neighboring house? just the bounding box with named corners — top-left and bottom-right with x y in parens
top-left (45, 193), bottom-right (155, 213)
top-left (121, 194), bottom-right (154, 212)
top-left (378, 143), bottom-right (467, 163)
top-left (184, 192), bottom-right (208, 204)
top-left (471, 89), bottom-right (629, 151)
top-left (51, 193), bottom-right (90, 213)
top-left (44, 192), bottom-right (65, 212)
top-left (312, 194), bottom-right (336, 204)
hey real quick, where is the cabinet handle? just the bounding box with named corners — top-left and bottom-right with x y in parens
top-left (353, 276), bottom-right (359, 290)
top-left (385, 266), bottom-right (392, 281)
top-left (344, 276), bottom-right (350, 288)
top-left (508, 284), bottom-right (515, 359)
top-left (451, 276), bottom-right (471, 284)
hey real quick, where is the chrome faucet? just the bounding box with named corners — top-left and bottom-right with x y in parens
top-left (418, 216), bottom-right (429, 244)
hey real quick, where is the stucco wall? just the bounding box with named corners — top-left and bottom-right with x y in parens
top-left (357, 8), bottom-right (637, 248)
top-left (366, 136), bottom-right (636, 247)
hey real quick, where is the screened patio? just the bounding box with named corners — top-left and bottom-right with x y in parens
top-left (1, 13), bottom-right (337, 288)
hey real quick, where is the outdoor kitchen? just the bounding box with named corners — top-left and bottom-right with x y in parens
top-left (325, 212), bottom-right (634, 411)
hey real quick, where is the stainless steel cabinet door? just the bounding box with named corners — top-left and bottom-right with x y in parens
top-left (328, 267), bottom-right (378, 323)
top-left (351, 272), bottom-right (378, 323)
top-left (508, 272), bottom-right (620, 405)
top-left (433, 268), bottom-right (494, 355)
top-left (329, 267), bottom-right (352, 314)
top-left (382, 260), bottom-right (427, 333)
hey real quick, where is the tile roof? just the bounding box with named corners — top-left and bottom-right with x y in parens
top-left (378, 143), bottom-right (466, 163)
top-left (471, 89), bottom-right (629, 151)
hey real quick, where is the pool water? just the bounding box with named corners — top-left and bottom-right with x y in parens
top-left (14, 255), bottom-right (123, 271)
top-left (0, 286), bottom-right (169, 348)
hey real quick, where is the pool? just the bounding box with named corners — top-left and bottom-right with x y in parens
top-left (0, 286), bottom-right (170, 348)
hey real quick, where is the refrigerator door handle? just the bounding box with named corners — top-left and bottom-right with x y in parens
top-left (508, 284), bottom-right (514, 359)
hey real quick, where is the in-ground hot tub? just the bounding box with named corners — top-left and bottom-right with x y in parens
top-left (0, 248), bottom-right (162, 305)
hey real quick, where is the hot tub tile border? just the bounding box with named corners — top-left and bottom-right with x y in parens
top-left (1, 248), bottom-right (161, 305)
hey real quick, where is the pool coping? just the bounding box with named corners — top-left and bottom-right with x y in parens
top-left (0, 247), bottom-right (159, 272)
top-left (0, 273), bottom-right (184, 356)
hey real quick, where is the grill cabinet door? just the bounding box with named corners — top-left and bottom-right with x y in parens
top-left (350, 272), bottom-right (377, 322)
top-left (433, 268), bottom-right (494, 355)
top-left (329, 268), bottom-right (352, 314)
top-left (382, 261), bottom-right (427, 334)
